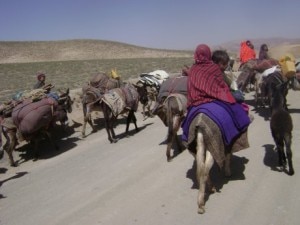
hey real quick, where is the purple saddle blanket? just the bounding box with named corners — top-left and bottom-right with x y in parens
top-left (181, 100), bottom-right (250, 146)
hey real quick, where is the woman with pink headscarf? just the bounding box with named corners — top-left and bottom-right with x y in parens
top-left (187, 44), bottom-right (236, 108)
top-left (182, 44), bottom-right (251, 148)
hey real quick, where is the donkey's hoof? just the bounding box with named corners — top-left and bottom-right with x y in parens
top-left (10, 162), bottom-right (17, 167)
top-left (110, 138), bottom-right (119, 143)
top-left (198, 207), bottom-right (205, 214)
top-left (288, 169), bottom-right (295, 176)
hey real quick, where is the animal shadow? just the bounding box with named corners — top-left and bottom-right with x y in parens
top-left (0, 171), bottom-right (28, 198)
top-left (158, 134), bottom-right (187, 160)
top-left (186, 155), bottom-right (249, 194)
top-left (287, 107), bottom-right (300, 114)
top-left (263, 144), bottom-right (285, 173)
top-left (115, 122), bottom-right (153, 140)
top-left (15, 134), bottom-right (80, 165)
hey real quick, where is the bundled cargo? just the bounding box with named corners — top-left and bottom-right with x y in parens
top-left (12, 97), bottom-right (58, 138)
top-left (279, 53), bottom-right (296, 78)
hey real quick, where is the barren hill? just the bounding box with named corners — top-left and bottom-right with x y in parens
top-left (1, 38), bottom-right (300, 64)
top-left (0, 39), bottom-right (192, 64)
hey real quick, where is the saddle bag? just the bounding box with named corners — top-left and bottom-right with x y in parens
top-left (89, 73), bottom-right (109, 89)
top-left (12, 97), bottom-right (58, 136)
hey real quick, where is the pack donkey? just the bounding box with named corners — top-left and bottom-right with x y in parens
top-left (270, 82), bottom-right (294, 175)
top-left (255, 68), bottom-right (288, 108)
top-left (152, 75), bottom-right (188, 161)
top-left (100, 83), bottom-right (147, 143)
top-left (81, 72), bottom-right (121, 137)
top-left (136, 74), bottom-right (161, 119)
top-left (153, 93), bottom-right (187, 161)
top-left (182, 101), bottom-right (251, 214)
top-left (0, 89), bottom-right (73, 167)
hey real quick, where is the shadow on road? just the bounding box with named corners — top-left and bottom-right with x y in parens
top-left (262, 143), bottom-right (284, 173)
top-left (13, 123), bottom-right (81, 166)
top-left (0, 171), bottom-right (28, 199)
top-left (287, 108), bottom-right (300, 114)
top-left (114, 122), bottom-right (154, 140)
top-left (186, 155), bottom-right (249, 194)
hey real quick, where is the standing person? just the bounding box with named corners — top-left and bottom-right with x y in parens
top-left (258, 43), bottom-right (269, 60)
top-left (33, 72), bottom-right (46, 89)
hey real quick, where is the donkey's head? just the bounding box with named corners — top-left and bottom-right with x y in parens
top-left (58, 88), bottom-right (73, 114)
top-left (133, 81), bottom-right (149, 105)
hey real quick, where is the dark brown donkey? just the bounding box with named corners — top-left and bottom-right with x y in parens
top-left (0, 90), bottom-right (73, 167)
top-left (100, 83), bottom-right (146, 143)
top-left (81, 72), bottom-right (121, 137)
top-left (152, 75), bottom-right (188, 161)
top-left (270, 82), bottom-right (294, 175)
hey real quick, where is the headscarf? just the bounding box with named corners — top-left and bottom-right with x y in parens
top-left (37, 73), bottom-right (45, 81)
top-left (194, 44), bottom-right (212, 64)
top-left (240, 41), bottom-right (256, 64)
top-left (258, 44), bottom-right (269, 60)
top-left (187, 44), bottom-right (236, 107)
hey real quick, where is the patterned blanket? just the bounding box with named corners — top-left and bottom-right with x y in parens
top-left (102, 84), bottom-right (139, 117)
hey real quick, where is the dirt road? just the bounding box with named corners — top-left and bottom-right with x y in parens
top-left (1, 90), bottom-right (300, 225)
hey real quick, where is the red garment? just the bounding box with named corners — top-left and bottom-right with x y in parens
top-left (187, 44), bottom-right (236, 108)
top-left (240, 41), bottom-right (256, 64)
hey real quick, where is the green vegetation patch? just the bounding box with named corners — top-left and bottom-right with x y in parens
top-left (0, 57), bottom-right (193, 102)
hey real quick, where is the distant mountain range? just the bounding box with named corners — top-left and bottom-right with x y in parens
top-left (0, 38), bottom-right (299, 64)
top-left (216, 37), bottom-right (300, 59)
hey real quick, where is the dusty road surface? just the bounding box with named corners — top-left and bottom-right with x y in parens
top-left (1, 89), bottom-right (300, 225)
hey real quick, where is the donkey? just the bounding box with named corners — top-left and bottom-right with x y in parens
top-left (152, 93), bottom-right (187, 162)
top-left (100, 83), bottom-right (143, 143)
top-left (270, 82), bottom-right (294, 175)
top-left (255, 70), bottom-right (287, 108)
top-left (54, 88), bottom-right (73, 127)
top-left (182, 101), bottom-right (251, 214)
top-left (81, 73), bottom-right (121, 137)
top-left (136, 75), bottom-right (161, 120)
top-left (0, 90), bottom-right (73, 167)
top-left (236, 59), bottom-right (258, 92)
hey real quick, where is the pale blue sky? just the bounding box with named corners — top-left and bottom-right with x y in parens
top-left (1, 0), bottom-right (300, 50)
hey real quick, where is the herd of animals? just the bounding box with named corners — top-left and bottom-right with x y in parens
top-left (0, 58), bottom-right (299, 214)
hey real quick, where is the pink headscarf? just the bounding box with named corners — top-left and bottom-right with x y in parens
top-left (194, 44), bottom-right (212, 64)
top-left (188, 44), bottom-right (236, 107)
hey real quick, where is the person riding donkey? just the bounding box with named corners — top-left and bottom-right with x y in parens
top-left (33, 72), bottom-right (55, 95)
top-left (181, 44), bottom-right (252, 214)
top-left (33, 72), bottom-right (46, 89)
top-left (182, 44), bottom-right (252, 153)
